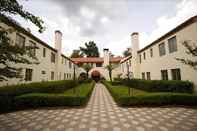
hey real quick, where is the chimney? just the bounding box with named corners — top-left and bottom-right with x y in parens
top-left (131, 32), bottom-right (139, 58)
top-left (54, 30), bottom-right (62, 80)
top-left (55, 30), bottom-right (62, 52)
top-left (103, 48), bottom-right (110, 67)
top-left (131, 32), bottom-right (140, 78)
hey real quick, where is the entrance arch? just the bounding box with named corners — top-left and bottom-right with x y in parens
top-left (91, 70), bottom-right (101, 82)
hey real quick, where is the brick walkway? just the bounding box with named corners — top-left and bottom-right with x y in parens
top-left (0, 83), bottom-right (197, 131)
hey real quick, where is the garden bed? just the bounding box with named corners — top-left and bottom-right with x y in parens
top-left (0, 80), bottom-right (95, 113)
top-left (102, 81), bottom-right (197, 106)
top-left (112, 78), bottom-right (194, 93)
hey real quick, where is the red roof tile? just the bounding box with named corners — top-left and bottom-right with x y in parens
top-left (71, 57), bottom-right (123, 64)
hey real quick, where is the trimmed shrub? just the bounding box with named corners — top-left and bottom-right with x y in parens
top-left (0, 80), bottom-right (77, 113)
top-left (14, 82), bottom-right (95, 108)
top-left (0, 81), bottom-right (95, 113)
top-left (122, 79), bottom-right (194, 93)
top-left (102, 81), bottom-right (197, 106)
top-left (118, 93), bottom-right (197, 106)
top-left (0, 80), bottom-right (77, 96)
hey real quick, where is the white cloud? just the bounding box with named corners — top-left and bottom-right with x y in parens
top-left (140, 0), bottom-right (197, 49)
top-left (100, 17), bottom-right (109, 24)
top-left (80, 6), bottom-right (96, 20)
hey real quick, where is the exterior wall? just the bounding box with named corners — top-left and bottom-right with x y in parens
top-left (120, 60), bottom-right (132, 78)
top-left (0, 22), bottom-right (76, 87)
top-left (138, 22), bottom-right (197, 85)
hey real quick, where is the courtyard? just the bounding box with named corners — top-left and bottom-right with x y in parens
top-left (0, 83), bottom-right (197, 131)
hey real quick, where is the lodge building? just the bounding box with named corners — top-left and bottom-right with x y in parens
top-left (0, 15), bottom-right (197, 87)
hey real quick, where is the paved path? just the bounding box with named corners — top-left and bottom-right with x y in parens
top-left (0, 83), bottom-right (197, 131)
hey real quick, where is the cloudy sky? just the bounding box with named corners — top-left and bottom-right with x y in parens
top-left (15, 0), bottom-right (197, 56)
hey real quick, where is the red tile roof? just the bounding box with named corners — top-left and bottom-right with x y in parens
top-left (71, 57), bottom-right (123, 64)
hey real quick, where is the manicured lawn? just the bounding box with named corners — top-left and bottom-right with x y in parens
top-left (103, 81), bottom-right (197, 106)
top-left (0, 80), bottom-right (95, 113)
top-left (63, 82), bottom-right (94, 96)
top-left (109, 85), bottom-right (147, 96)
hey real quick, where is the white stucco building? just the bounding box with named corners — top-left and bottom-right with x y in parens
top-left (71, 49), bottom-right (123, 80)
top-left (1, 15), bottom-right (197, 87)
top-left (120, 15), bottom-right (197, 86)
top-left (0, 15), bottom-right (78, 87)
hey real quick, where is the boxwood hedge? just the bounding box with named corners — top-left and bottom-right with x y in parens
top-left (0, 80), bottom-right (78, 113)
top-left (102, 81), bottom-right (197, 106)
top-left (113, 78), bottom-right (194, 93)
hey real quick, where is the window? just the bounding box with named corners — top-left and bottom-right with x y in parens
top-left (25, 69), bottom-right (33, 81)
top-left (161, 70), bottom-right (168, 80)
top-left (146, 72), bottom-right (151, 80)
top-left (29, 41), bottom-right (36, 56)
top-left (51, 71), bottom-right (54, 80)
top-left (65, 59), bottom-right (67, 65)
top-left (64, 73), bottom-right (66, 80)
top-left (139, 54), bottom-right (142, 63)
top-left (142, 72), bottom-right (145, 80)
top-left (159, 43), bottom-right (166, 56)
top-left (16, 34), bottom-right (25, 48)
top-left (150, 48), bottom-right (153, 57)
top-left (41, 70), bottom-right (46, 74)
top-left (143, 52), bottom-right (146, 60)
top-left (96, 63), bottom-right (102, 67)
top-left (168, 36), bottom-right (177, 53)
top-left (69, 61), bottom-right (72, 69)
top-left (171, 68), bottom-right (181, 80)
top-left (43, 48), bottom-right (46, 57)
top-left (51, 52), bottom-right (55, 63)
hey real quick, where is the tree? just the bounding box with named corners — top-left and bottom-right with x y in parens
top-left (123, 48), bottom-right (131, 57)
top-left (80, 41), bottom-right (100, 57)
top-left (0, 0), bottom-right (44, 81)
top-left (82, 64), bottom-right (92, 78)
top-left (105, 63), bottom-right (116, 82)
top-left (176, 41), bottom-right (197, 70)
top-left (70, 49), bottom-right (83, 58)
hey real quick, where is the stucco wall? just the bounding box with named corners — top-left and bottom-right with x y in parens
top-left (138, 22), bottom-right (197, 86)
top-left (0, 22), bottom-right (76, 87)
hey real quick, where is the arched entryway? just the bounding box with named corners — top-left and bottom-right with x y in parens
top-left (91, 70), bottom-right (101, 82)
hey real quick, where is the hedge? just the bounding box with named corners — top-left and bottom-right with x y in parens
top-left (0, 80), bottom-right (77, 113)
top-left (0, 80), bottom-right (77, 96)
top-left (14, 82), bottom-right (95, 108)
top-left (102, 81), bottom-right (197, 106)
top-left (114, 79), bottom-right (194, 93)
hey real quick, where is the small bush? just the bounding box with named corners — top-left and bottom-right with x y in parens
top-left (122, 79), bottom-right (194, 93)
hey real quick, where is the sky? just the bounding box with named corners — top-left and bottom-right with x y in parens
top-left (13, 0), bottom-right (197, 57)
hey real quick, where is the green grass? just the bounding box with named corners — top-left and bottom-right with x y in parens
top-left (102, 81), bottom-right (197, 106)
top-left (63, 82), bottom-right (93, 96)
top-left (109, 84), bottom-right (147, 96)
top-left (0, 81), bottom-right (95, 113)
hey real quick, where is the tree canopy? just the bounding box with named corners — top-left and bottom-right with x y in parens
top-left (0, 0), bottom-right (44, 81)
top-left (123, 48), bottom-right (131, 57)
top-left (80, 41), bottom-right (100, 57)
top-left (176, 41), bottom-right (197, 70)
top-left (82, 63), bottom-right (92, 78)
top-left (70, 49), bottom-right (84, 58)
top-left (105, 63), bottom-right (116, 82)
